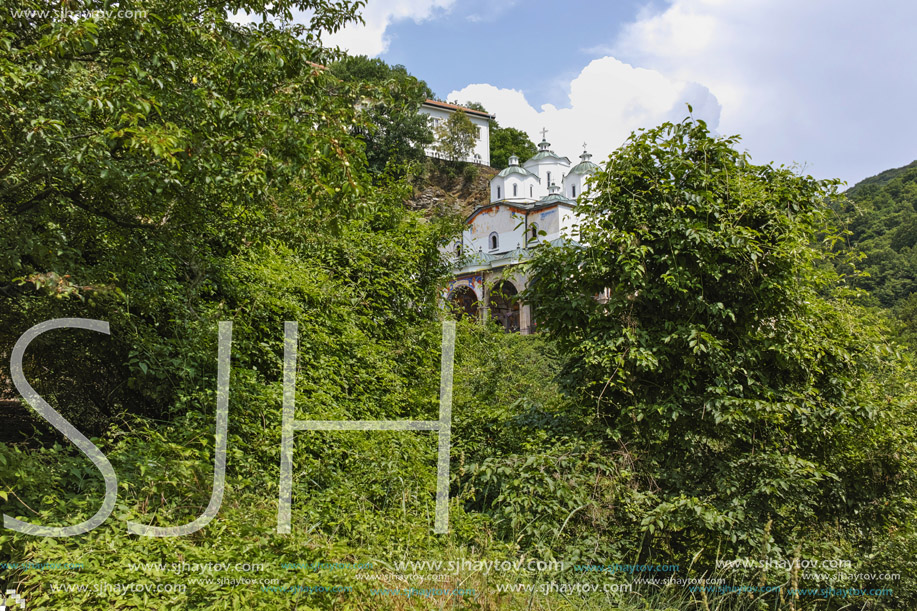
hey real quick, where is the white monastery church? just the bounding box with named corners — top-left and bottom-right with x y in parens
top-left (444, 132), bottom-right (599, 333)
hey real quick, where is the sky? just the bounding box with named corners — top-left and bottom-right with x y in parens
top-left (320, 0), bottom-right (916, 187)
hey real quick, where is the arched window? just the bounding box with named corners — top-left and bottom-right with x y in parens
top-left (489, 232), bottom-right (499, 251)
top-left (497, 186), bottom-right (501, 199)
top-left (529, 223), bottom-right (538, 242)
top-left (547, 171), bottom-right (552, 185)
top-left (530, 185), bottom-right (533, 197)
top-left (572, 185), bottom-right (576, 197)
top-left (513, 184), bottom-right (518, 197)
top-left (455, 242), bottom-right (462, 257)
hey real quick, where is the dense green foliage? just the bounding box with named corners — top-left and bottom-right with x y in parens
top-left (526, 118), bottom-right (917, 605)
top-left (489, 121), bottom-right (537, 169)
top-left (0, 0), bottom-right (381, 430)
top-left (0, 2), bottom-right (601, 609)
top-left (329, 55), bottom-right (434, 178)
top-left (895, 291), bottom-right (917, 348)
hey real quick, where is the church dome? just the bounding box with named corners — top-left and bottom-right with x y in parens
top-left (537, 183), bottom-right (576, 206)
top-left (568, 149), bottom-right (599, 175)
top-left (497, 165), bottom-right (539, 179)
top-left (525, 137), bottom-right (571, 164)
top-left (496, 155), bottom-right (539, 179)
top-left (538, 192), bottom-right (576, 205)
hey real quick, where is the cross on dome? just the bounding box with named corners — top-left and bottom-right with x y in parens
top-left (537, 128), bottom-right (552, 152)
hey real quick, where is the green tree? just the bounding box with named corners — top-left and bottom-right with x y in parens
top-left (525, 118), bottom-right (917, 562)
top-left (489, 121), bottom-right (536, 169)
top-left (0, 0), bottom-right (409, 426)
top-left (330, 55), bottom-right (434, 177)
top-left (894, 291), bottom-right (917, 349)
top-left (461, 100), bottom-right (488, 113)
top-left (434, 109), bottom-right (477, 163)
top-left (1, 6), bottom-right (459, 606)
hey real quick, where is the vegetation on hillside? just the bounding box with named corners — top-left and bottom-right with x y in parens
top-left (836, 160), bottom-right (917, 308)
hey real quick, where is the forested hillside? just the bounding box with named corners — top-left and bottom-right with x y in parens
top-left (838, 161), bottom-right (917, 307)
top-left (835, 161), bottom-right (917, 347)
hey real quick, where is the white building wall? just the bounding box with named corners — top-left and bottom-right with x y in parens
top-left (452, 203), bottom-right (580, 257)
top-left (562, 173), bottom-right (583, 199)
top-left (470, 114), bottom-right (490, 166)
top-left (506, 176), bottom-right (538, 203)
top-left (532, 207), bottom-right (560, 239)
top-left (523, 159), bottom-right (570, 198)
top-left (465, 206), bottom-right (526, 254)
top-left (559, 207), bottom-right (581, 239)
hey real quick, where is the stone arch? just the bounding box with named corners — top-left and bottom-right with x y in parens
top-left (449, 285), bottom-right (479, 320)
top-left (489, 280), bottom-right (520, 332)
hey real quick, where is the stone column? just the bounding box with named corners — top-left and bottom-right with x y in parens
top-left (480, 277), bottom-right (490, 324)
top-left (520, 303), bottom-right (532, 335)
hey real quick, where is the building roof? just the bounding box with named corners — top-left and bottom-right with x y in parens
top-left (526, 150), bottom-right (571, 163)
top-left (567, 150), bottom-right (599, 176)
top-left (496, 165), bottom-right (539, 179)
top-left (452, 247), bottom-right (530, 274)
top-left (450, 238), bottom-right (581, 275)
top-left (421, 99), bottom-right (495, 120)
top-left (524, 138), bottom-right (571, 164)
top-left (537, 192), bottom-right (577, 206)
top-left (464, 199), bottom-right (575, 224)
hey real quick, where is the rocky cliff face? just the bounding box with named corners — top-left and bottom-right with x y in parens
top-left (405, 159), bottom-right (495, 218)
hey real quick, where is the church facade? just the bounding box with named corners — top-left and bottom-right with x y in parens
top-left (444, 135), bottom-right (599, 333)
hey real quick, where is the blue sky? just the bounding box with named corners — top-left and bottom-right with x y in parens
top-left (378, 0), bottom-right (648, 109)
top-left (320, 0), bottom-right (917, 187)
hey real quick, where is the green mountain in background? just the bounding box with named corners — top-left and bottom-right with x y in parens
top-left (839, 159), bottom-right (917, 308)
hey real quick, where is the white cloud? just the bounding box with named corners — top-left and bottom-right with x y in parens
top-left (611, 0), bottom-right (917, 184)
top-left (324, 0), bottom-right (456, 56)
top-left (448, 57), bottom-right (721, 165)
top-left (452, 0), bottom-right (917, 184)
top-left (464, 0), bottom-right (520, 23)
top-left (230, 0), bottom-right (455, 56)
